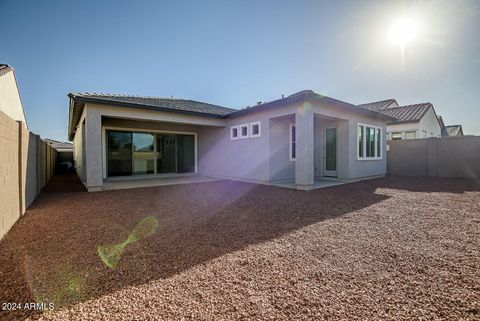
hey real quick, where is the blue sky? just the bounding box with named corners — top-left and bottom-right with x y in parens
top-left (1, 0), bottom-right (479, 140)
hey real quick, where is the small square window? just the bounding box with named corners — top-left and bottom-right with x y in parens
top-left (250, 122), bottom-right (261, 137)
top-left (230, 126), bottom-right (239, 140)
top-left (240, 124), bottom-right (249, 138)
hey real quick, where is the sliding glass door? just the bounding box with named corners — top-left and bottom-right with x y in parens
top-left (132, 133), bottom-right (155, 175)
top-left (107, 131), bottom-right (132, 177)
top-left (107, 130), bottom-right (195, 177)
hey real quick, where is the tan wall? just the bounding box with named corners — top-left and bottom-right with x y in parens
top-left (0, 111), bottom-right (56, 241)
top-left (387, 136), bottom-right (480, 178)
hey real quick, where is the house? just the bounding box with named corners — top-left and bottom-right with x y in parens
top-left (68, 90), bottom-right (395, 192)
top-left (358, 99), bottom-right (442, 140)
top-left (45, 139), bottom-right (74, 171)
top-left (437, 116), bottom-right (465, 137)
top-left (445, 125), bottom-right (464, 137)
top-left (0, 64), bottom-right (27, 126)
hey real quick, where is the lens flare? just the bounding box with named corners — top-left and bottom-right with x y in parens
top-left (98, 216), bottom-right (159, 269)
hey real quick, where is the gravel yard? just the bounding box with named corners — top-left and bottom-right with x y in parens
top-left (0, 174), bottom-right (479, 320)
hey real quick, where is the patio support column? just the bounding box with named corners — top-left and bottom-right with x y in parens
top-left (295, 103), bottom-right (314, 189)
top-left (85, 108), bottom-right (103, 192)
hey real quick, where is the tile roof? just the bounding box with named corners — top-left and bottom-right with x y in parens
top-left (357, 99), bottom-right (398, 111)
top-left (69, 93), bottom-right (237, 116)
top-left (0, 64), bottom-right (13, 77)
top-left (68, 90), bottom-right (396, 140)
top-left (377, 103), bottom-right (432, 123)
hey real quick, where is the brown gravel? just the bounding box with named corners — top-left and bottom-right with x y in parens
top-left (0, 174), bottom-right (479, 321)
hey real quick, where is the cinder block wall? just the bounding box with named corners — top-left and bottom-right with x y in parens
top-left (387, 137), bottom-right (480, 179)
top-left (0, 111), bottom-right (57, 240)
top-left (0, 111), bottom-right (21, 240)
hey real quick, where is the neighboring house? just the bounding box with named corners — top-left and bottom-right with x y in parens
top-left (358, 99), bottom-right (442, 140)
top-left (68, 90), bottom-right (395, 191)
top-left (445, 125), bottom-right (464, 137)
top-left (437, 116), bottom-right (465, 137)
top-left (45, 139), bottom-right (74, 171)
top-left (0, 64), bottom-right (28, 126)
top-left (44, 138), bottom-right (74, 152)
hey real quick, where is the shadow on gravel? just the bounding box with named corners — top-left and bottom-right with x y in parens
top-left (0, 173), bottom-right (389, 320)
top-left (382, 175), bottom-right (480, 194)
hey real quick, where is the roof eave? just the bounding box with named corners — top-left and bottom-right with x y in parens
top-left (68, 94), bottom-right (229, 140)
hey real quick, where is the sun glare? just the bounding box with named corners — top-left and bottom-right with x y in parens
top-left (388, 17), bottom-right (418, 46)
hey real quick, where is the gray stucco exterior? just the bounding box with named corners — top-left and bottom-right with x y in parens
top-left (70, 92), bottom-right (390, 191)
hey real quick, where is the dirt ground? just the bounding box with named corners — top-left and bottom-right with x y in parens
top-left (0, 174), bottom-right (479, 321)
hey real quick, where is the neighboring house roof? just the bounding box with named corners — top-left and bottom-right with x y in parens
top-left (357, 99), bottom-right (398, 111)
top-left (68, 90), bottom-right (396, 140)
top-left (44, 138), bottom-right (74, 152)
top-left (377, 103), bottom-right (433, 123)
top-left (0, 64), bottom-right (14, 77)
top-left (445, 125), bottom-right (464, 137)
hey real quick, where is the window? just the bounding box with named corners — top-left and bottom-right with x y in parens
top-left (250, 121), bottom-right (261, 138)
top-left (422, 131), bottom-right (427, 138)
top-left (405, 131), bottom-right (416, 139)
top-left (357, 124), bottom-right (382, 160)
top-left (240, 124), bottom-right (249, 138)
top-left (391, 132), bottom-right (402, 140)
top-left (230, 126), bottom-right (239, 140)
top-left (358, 126), bottom-right (364, 157)
top-left (290, 124), bottom-right (296, 161)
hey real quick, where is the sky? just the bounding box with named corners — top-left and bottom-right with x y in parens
top-left (1, 0), bottom-right (479, 140)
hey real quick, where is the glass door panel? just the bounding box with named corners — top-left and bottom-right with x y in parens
top-left (132, 133), bottom-right (155, 175)
top-left (107, 131), bottom-right (132, 177)
top-left (325, 127), bottom-right (337, 177)
top-left (177, 135), bottom-right (195, 173)
top-left (156, 134), bottom-right (177, 173)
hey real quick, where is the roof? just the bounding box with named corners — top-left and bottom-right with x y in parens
top-left (226, 90), bottom-right (396, 121)
top-left (437, 116), bottom-right (449, 136)
top-left (69, 93), bottom-right (236, 116)
top-left (68, 90), bottom-right (396, 140)
top-left (377, 103), bottom-right (432, 123)
top-left (0, 64), bottom-right (14, 77)
top-left (44, 139), bottom-right (74, 151)
top-left (445, 125), bottom-right (463, 137)
top-left (357, 99), bottom-right (398, 112)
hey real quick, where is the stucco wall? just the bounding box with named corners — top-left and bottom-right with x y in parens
top-left (269, 116), bottom-right (294, 180)
top-left (77, 99), bottom-right (388, 189)
top-left (198, 111), bottom-right (271, 182)
top-left (0, 70), bottom-right (27, 125)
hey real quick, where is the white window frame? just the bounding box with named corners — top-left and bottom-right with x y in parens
top-left (289, 123), bottom-right (296, 161)
top-left (239, 124), bottom-right (249, 139)
top-left (391, 132), bottom-right (402, 140)
top-left (230, 126), bottom-right (240, 140)
top-left (357, 123), bottom-right (383, 161)
top-left (249, 121), bottom-right (261, 138)
top-left (405, 131), bottom-right (416, 140)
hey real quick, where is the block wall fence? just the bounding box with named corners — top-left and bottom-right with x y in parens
top-left (387, 136), bottom-right (480, 179)
top-left (0, 111), bottom-right (56, 240)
